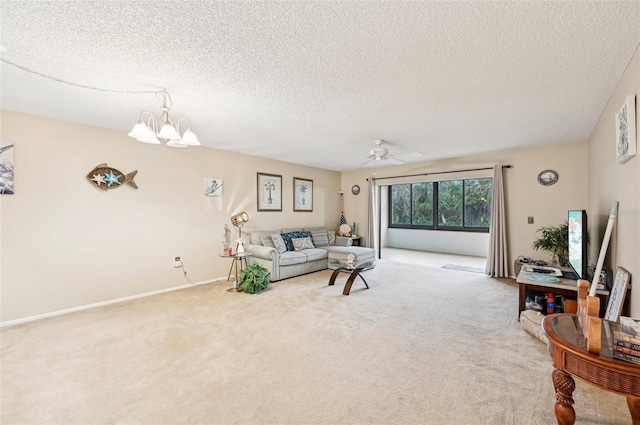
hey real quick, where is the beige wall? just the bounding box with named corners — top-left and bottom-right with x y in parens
top-left (342, 141), bottom-right (589, 272)
top-left (0, 111), bottom-right (341, 322)
top-left (588, 44), bottom-right (639, 317)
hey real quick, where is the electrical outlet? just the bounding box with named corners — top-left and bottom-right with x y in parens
top-left (173, 256), bottom-right (183, 268)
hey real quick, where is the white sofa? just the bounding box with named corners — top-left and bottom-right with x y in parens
top-left (246, 226), bottom-right (376, 281)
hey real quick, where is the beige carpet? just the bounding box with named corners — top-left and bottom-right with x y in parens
top-left (0, 260), bottom-right (631, 425)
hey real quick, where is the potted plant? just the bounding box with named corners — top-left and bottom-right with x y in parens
top-left (532, 221), bottom-right (569, 266)
top-left (239, 263), bottom-right (270, 294)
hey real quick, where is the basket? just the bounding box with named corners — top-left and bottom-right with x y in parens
top-left (520, 310), bottom-right (548, 344)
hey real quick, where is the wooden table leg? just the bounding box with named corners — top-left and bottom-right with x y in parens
top-left (552, 369), bottom-right (576, 425)
top-left (343, 267), bottom-right (369, 295)
top-left (328, 269), bottom-right (341, 286)
top-left (628, 397), bottom-right (640, 425)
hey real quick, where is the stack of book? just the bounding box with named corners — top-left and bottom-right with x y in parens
top-left (612, 316), bottom-right (640, 364)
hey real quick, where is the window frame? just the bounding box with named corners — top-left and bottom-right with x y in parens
top-left (388, 178), bottom-right (492, 233)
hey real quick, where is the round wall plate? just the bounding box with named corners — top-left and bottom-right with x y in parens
top-left (537, 170), bottom-right (558, 186)
top-left (351, 185), bottom-right (360, 195)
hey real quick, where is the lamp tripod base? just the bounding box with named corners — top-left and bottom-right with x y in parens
top-left (227, 281), bottom-right (243, 292)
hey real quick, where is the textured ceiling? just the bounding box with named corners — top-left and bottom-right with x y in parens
top-left (1, 1), bottom-right (639, 172)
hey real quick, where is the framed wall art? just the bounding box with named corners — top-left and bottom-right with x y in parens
top-left (293, 177), bottom-right (313, 212)
top-left (604, 266), bottom-right (631, 322)
top-left (616, 95), bottom-right (636, 164)
top-left (257, 172), bottom-right (282, 211)
top-left (204, 178), bottom-right (223, 196)
top-left (537, 170), bottom-right (558, 186)
top-left (0, 141), bottom-right (14, 195)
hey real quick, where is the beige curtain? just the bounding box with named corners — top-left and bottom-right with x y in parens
top-left (365, 177), bottom-right (377, 250)
top-left (486, 165), bottom-right (509, 277)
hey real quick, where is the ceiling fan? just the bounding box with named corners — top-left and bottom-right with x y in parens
top-left (359, 139), bottom-right (404, 167)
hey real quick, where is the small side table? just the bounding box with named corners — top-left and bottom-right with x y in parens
top-left (350, 236), bottom-right (362, 246)
top-left (218, 253), bottom-right (253, 292)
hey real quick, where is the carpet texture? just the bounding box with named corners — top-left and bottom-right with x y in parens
top-left (0, 260), bottom-right (631, 425)
top-left (441, 264), bottom-right (485, 273)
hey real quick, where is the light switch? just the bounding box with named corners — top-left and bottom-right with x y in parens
top-left (528, 216), bottom-right (534, 224)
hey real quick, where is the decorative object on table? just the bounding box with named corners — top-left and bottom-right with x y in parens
top-left (537, 170), bottom-right (558, 186)
top-left (239, 263), bottom-right (270, 294)
top-left (222, 224), bottom-right (232, 255)
top-left (604, 267), bottom-right (631, 322)
top-left (204, 178), bottom-right (223, 196)
top-left (236, 238), bottom-right (245, 253)
top-left (352, 222), bottom-right (357, 236)
top-left (0, 141), bottom-right (14, 195)
top-left (338, 190), bottom-right (350, 235)
top-left (610, 316), bottom-right (640, 364)
top-left (616, 94), bottom-right (636, 164)
top-left (257, 172), bottom-right (282, 211)
top-left (589, 201), bottom-right (618, 297)
top-left (346, 253), bottom-right (355, 267)
top-left (128, 89), bottom-right (200, 148)
top-left (293, 177), bottom-right (313, 212)
top-left (86, 163), bottom-right (138, 191)
top-left (351, 185), bottom-right (360, 195)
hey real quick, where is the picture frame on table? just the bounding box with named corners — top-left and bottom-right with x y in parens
top-left (257, 172), bottom-right (282, 211)
top-left (604, 266), bottom-right (631, 322)
top-left (616, 95), bottom-right (637, 164)
top-left (293, 177), bottom-right (313, 212)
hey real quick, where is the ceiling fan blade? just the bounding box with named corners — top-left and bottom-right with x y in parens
top-left (387, 157), bottom-right (404, 165)
top-left (358, 158), bottom-right (375, 167)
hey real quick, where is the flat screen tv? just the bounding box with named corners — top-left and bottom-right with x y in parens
top-left (567, 210), bottom-right (588, 280)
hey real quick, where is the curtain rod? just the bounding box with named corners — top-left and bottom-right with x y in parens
top-left (366, 165), bottom-right (512, 181)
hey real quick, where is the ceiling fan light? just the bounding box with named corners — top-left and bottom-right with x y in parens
top-left (158, 123), bottom-right (181, 140)
top-left (137, 128), bottom-right (161, 144)
top-left (181, 129), bottom-right (201, 146)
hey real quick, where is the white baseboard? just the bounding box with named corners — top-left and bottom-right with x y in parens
top-left (0, 277), bottom-right (228, 328)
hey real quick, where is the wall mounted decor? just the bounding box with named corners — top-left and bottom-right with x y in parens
top-left (351, 185), bottom-right (360, 195)
top-left (204, 178), bottom-right (223, 196)
top-left (293, 177), bottom-right (313, 212)
top-left (537, 170), bottom-right (558, 186)
top-left (257, 172), bottom-right (282, 211)
top-left (0, 141), bottom-right (15, 195)
top-left (616, 95), bottom-right (636, 164)
top-left (86, 163), bottom-right (138, 192)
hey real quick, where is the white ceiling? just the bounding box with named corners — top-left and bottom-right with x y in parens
top-left (1, 1), bottom-right (639, 172)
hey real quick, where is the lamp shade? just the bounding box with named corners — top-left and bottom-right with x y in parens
top-left (231, 212), bottom-right (249, 227)
top-left (166, 140), bottom-right (188, 148)
top-left (157, 123), bottom-right (181, 140)
top-left (181, 129), bottom-right (201, 146)
top-left (136, 127), bottom-right (161, 144)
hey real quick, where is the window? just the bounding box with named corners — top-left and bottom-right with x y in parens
top-left (389, 178), bottom-right (492, 232)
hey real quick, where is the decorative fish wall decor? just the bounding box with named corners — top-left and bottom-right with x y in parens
top-left (86, 163), bottom-right (138, 191)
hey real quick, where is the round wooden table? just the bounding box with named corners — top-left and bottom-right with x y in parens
top-left (542, 314), bottom-right (640, 425)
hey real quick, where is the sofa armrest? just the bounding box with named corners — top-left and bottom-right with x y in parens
top-left (246, 244), bottom-right (278, 260)
top-left (335, 236), bottom-right (353, 247)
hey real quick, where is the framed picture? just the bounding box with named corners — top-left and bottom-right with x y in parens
top-left (257, 172), bottom-right (282, 211)
top-left (537, 170), bottom-right (558, 186)
top-left (604, 266), bottom-right (631, 322)
top-left (0, 141), bottom-right (14, 195)
top-left (616, 95), bottom-right (636, 164)
top-left (293, 177), bottom-right (313, 212)
top-left (204, 178), bottom-right (223, 196)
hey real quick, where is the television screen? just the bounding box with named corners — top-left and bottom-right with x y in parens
top-left (568, 210), bottom-right (588, 279)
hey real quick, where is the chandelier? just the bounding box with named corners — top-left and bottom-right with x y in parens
top-left (128, 89), bottom-right (200, 148)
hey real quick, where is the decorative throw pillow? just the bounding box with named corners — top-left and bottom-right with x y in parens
top-left (292, 237), bottom-right (315, 251)
top-left (271, 234), bottom-right (287, 254)
top-left (328, 230), bottom-right (336, 246)
top-left (282, 231), bottom-right (312, 251)
top-left (261, 234), bottom-right (275, 248)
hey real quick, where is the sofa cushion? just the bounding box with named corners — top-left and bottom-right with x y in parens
top-left (304, 227), bottom-right (330, 247)
top-left (250, 230), bottom-right (279, 245)
top-left (282, 231), bottom-right (312, 251)
top-left (292, 237), bottom-right (315, 251)
top-left (300, 248), bottom-right (328, 262)
top-left (271, 234), bottom-right (287, 254)
top-left (261, 234), bottom-right (276, 248)
top-left (328, 230), bottom-right (336, 246)
top-left (279, 251), bottom-right (307, 266)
